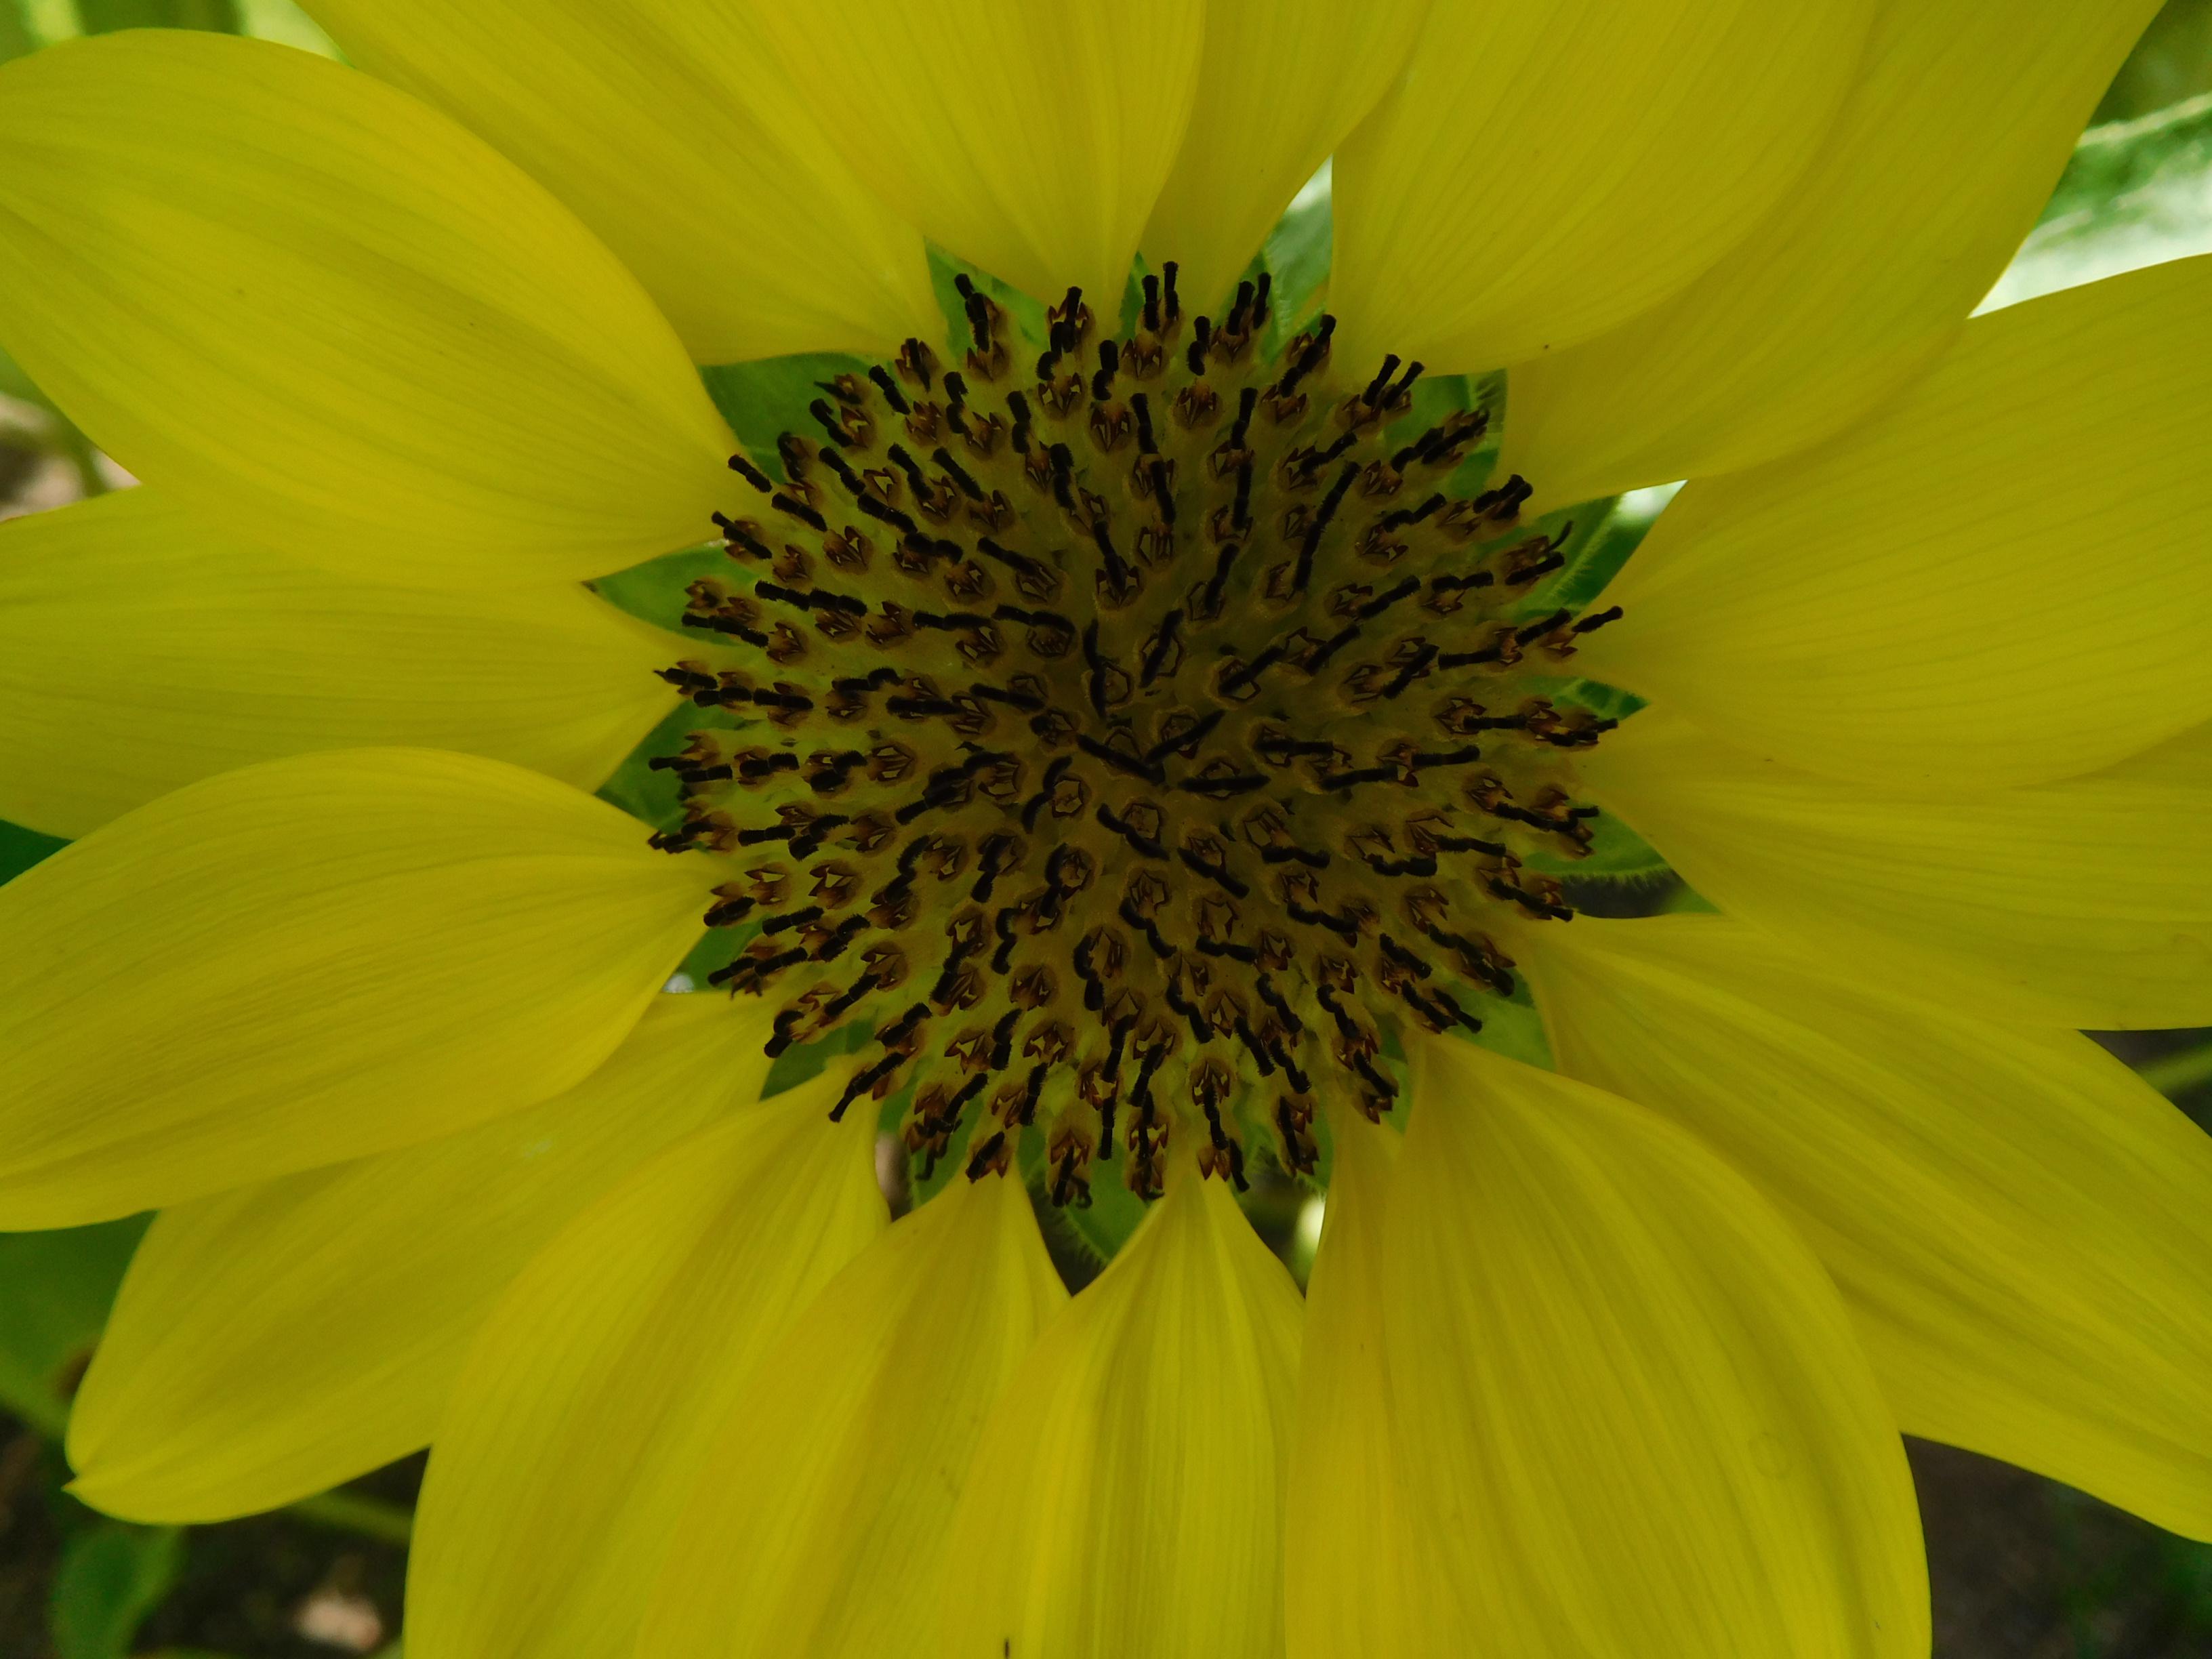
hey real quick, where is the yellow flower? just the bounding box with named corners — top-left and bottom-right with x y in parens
top-left (0, 4), bottom-right (2207, 1657)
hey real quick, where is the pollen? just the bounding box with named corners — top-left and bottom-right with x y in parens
top-left (649, 264), bottom-right (1623, 1202)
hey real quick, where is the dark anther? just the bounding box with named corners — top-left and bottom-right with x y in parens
top-left (1092, 339), bottom-right (1120, 401)
top-left (1218, 642), bottom-right (1285, 697)
top-left (1081, 621), bottom-right (1111, 718)
top-left (1363, 354), bottom-right (1401, 407)
top-left (809, 398), bottom-right (852, 448)
top-left (1200, 937), bottom-right (1261, 964)
top-left (1143, 706), bottom-right (1218, 764)
top-left (867, 364), bottom-right (910, 413)
top-left (932, 447), bottom-right (985, 501)
top-left (832, 1051), bottom-right (903, 1120)
top-left (854, 493), bottom-right (919, 535)
top-left (1096, 804), bottom-right (1167, 859)
top-left (1228, 385), bottom-right (1258, 451)
top-left (1162, 262), bottom-right (1181, 322)
top-left (1004, 389), bottom-right (1033, 454)
top-left (1381, 493), bottom-right (1448, 531)
top-left (771, 492), bottom-right (827, 530)
top-left (1174, 772), bottom-right (1266, 800)
top-left (1293, 462), bottom-right (1359, 593)
top-left (953, 273), bottom-right (993, 352)
top-left (1090, 518), bottom-right (1132, 595)
top-left (1047, 443), bottom-right (1078, 511)
top-left (1364, 854), bottom-right (1439, 878)
top-left (1076, 734), bottom-right (1168, 785)
top-left (1380, 641), bottom-right (1439, 700)
top-left (1139, 610), bottom-right (1184, 689)
top-left (1572, 605), bottom-right (1625, 635)
top-left (942, 371), bottom-right (970, 425)
top-left (1515, 609), bottom-right (1573, 646)
top-left (1226, 280), bottom-right (1256, 335)
top-left (1141, 273), bottom-right (1162, 333)
top-left (1131, 392), bottom-right (1156, 455)
top-left (1273, 314), bottom-right (1335, 398)
top-left (729, 454), bottom-right (773, 493)
top-left (1186, 315), bottom-right (1213, 374)
top-left (1176, 846), bottom-right (1250, 899)
top-left (1358, 577), bottom-right (1421, 619)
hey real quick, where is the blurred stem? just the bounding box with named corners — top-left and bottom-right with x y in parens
top-left (2137, 1040), bottom-right (2212, 1097)
top-left (286, 1488), bottom-right (415, 1547)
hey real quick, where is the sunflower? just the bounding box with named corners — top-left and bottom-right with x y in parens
top-left (0, 2), bottom-right (2207, 1656)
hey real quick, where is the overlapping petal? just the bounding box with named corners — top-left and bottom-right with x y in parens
top-left (0, 747), bottom-right (705, 1227)
top-left (1580, 710), bottom-right (2212, 1028)
top-left (1529, 914), bottom-right (2212, 1541)
top-left (638, 1172), bottom-right (1064, 1659)
top-left (0, 488), bottom-right (676, 838)
top-left (1332, 0), bottom-right (1874, 374)
top-left (66, 996), bottom-right (775, 1524)
top-left (1140, 0), bottom-right (1429, 315)
top-left (0, 31), bottom-right (729, 589)
top-left (743, 0), bottom-right (1204, 308)
top-left (1387, 1038), bottom-right (1927, 1658)
top-left (939, 1168), bottom-right (1302, 1659)
top-left (1285, 1108), bottom-right (1426, 1659)
top-left (1503, 0), bottom-right (2162, 507)
top-left (1587, 257), bottom-right (2212, 790)
top-left (303, 0), bottom-right (939, 362)
top-left (405, 1076), bottom-right (882, 1659)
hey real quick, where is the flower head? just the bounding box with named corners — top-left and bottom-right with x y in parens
top-left (0, 5), bottom-right (2207, 1658)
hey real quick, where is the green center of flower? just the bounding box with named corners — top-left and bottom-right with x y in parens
top-left (648, 265), bottom-right (1622, 1202)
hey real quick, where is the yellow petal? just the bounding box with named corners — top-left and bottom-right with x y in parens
top-left (405, 1074), bottom-right (882, 1659)
top-left (1332, 0), bottom-right (1874, 374)
top-left (1580, 710), bottom-right (2212, 1028)
top-left (1503, 0), bottom-right (2163, 508)
top-left (0, 32), bottom-right (729, 589)
top-left (1528, 914), bottom-right (2212, 1542)
top-left (1389, 1038), bottom-right (1927, 1658)
top-left (302, 0), bottom-right (937, 363)
top-left (66, 994), bottom-right (775, 1524)
top-left (939, 1167), bottom-right (1302, 1659)
top-left (1139, 0), bottom-right (1429, 315)
top-left (744, 0), bottom-right (1204, 307)
top-left (1590, 258), bottom-right (2212, 790)
top-left (0, 488), bottom-right (676, 839)
top-left (638, 1172), bottom-right (1064, 1659)
top-left (1285, 1108), bottom-right (1427, 1659)
top-left (0, 747), bottom-right (706, 1227)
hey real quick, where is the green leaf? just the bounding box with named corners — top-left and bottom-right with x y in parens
top-left (0, 817), bottom-right (68, 887)
top-left (51, 1521), bottom-right (184, 1659)
top-left (75, 0), bottom-right (239, 31)
top-left (0, 1217), bottom-right (148, 1436)
top-left (0, 0), bottom-right (35, 66)
top-left (0, 1223), bottom-right (142, 1434)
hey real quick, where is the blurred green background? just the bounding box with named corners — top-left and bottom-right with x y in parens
top-left (1, 1), bottom-right (2211, 1655)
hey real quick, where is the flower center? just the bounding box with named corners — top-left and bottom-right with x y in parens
top-left (649, 264), bottom-right (1622, 1203)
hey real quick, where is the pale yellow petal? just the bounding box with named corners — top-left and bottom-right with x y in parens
top-left (1503, 0), bottom-right (2163, 508)
top-left (1529, 914), bottom-right (2212, 1541)
top-left (940, 1168), bottom-right (1302, 1659)
top-left (1140, 0), bottom-right (1429, 315)
top-left (0, 488), bottom-right (676, 838)
top-left (1332, 0), bottom-right (1873, 373)
top-left (66, 995), bottom-right (775, 1524)
top-left (1388, 1038), bottom-right (1927, 1658)
top-left (1285, 1107), bottom-right (1427, 1659)
top-left (1589, 258), bottom-right (2212, 790)
top-left (638, 1172), bottom-right (1064, 1659)
top-left (0, 32), bottom-right (729, 588)
top-left (1580, 710), bottom-right (2212, 1028)
top-left (405, 1075), bottom-right (882, 1659)
top-left (302, 0), bottom-right (938, 363)
top-left (0, 748), bottom-right (707, 1227)
top-left (744, 0), bottom-right (1204, 307)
